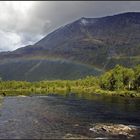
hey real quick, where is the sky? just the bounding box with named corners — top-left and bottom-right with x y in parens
top-left (0, 1), bottom-right (140, 52)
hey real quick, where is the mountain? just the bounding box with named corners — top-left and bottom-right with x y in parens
top-left (0, 12), bottom-right (140, 81)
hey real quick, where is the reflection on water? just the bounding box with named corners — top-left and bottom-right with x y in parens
top-left (0, 93), bottom-right (139, 139)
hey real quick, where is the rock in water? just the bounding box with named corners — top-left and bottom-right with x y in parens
top-left (89, 123), bottom-right (137, 139)
top-left (63, 133), bottom-right (88, 139)
top-left (2, 93), bottom-right (6, 96)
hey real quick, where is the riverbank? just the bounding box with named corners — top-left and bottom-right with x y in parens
top-left (0, 65), bottom-right (139, 98)
top-left (0, 87), bottom-right (139, 98)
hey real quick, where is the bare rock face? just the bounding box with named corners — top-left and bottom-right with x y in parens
top-left (89, 123), bottom-right (138, 139)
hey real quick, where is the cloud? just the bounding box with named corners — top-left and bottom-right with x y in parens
top-left (0, 30), bottom-right (21, 51)
top-left (0, 1), bottom-right (140, 51)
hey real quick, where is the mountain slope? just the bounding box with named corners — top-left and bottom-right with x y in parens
top-left (0, 59), bottom-right (102, 81)
top-left (34, 12), bottom-right (140, 68)
top-left (0, 12), bottom-right (140, 81)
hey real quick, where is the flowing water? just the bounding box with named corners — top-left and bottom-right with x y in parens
top-left (0, 93), bottom-right (139, 139)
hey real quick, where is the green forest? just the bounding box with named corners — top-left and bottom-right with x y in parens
top-left (0, 64), bottom-right (140, 97)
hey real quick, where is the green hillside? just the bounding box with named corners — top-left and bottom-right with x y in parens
top-left (0, 59), bottom-right (102, 81)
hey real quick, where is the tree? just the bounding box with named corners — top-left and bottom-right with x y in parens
top-left (123, 67), bottom-right (134, 90)
top-left (99, 71), bottom-right (113, 90)
top-left (134, 65), bottom-right (140, 91)
top-left (112, 65), bottom-right (124, 90)
top-left (99, 65), bottom-right (135, 91)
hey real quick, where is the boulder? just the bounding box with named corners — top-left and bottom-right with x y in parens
top-left (89, 123), bottom-right (137, 138)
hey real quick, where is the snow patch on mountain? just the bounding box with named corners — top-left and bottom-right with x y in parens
top-left (80, 18), bottom-right (89, 26)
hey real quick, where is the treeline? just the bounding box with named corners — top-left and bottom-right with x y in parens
top-left (100, 64), bottom-right (140, 91)
top-left (0, 64), bottom-right (139, 97)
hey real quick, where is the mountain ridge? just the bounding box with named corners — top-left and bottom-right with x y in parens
top-left (0, 12), bottom-right (140, 81)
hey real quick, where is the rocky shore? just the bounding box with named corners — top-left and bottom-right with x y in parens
top-left (89, 123), bottom-right (139, 139)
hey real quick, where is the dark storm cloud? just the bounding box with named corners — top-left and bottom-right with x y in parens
top-left (0, 1), bottom-right (140, 51)
top-left (30, 1), bottom-right (140, 34)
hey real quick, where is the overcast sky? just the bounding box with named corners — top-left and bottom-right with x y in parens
top-left (0, 1), bottom-right (140, 52)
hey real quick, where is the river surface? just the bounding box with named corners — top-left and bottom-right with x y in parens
top-left (0, 93), bottom-right (139, 139)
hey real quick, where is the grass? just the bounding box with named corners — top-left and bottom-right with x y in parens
top-left (0, 85), bottom-right (139, 98)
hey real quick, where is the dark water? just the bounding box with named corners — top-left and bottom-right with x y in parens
top-left (0, 93), bottom-right (140, 139)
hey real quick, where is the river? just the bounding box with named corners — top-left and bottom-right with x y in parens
top-left (0, 93), bottom-right (139, 139)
